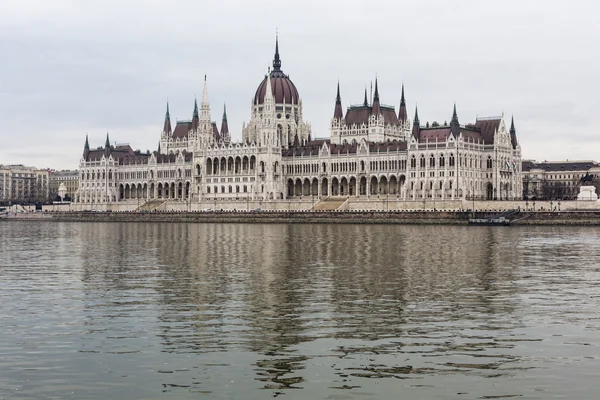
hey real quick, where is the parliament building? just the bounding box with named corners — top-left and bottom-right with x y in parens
top-left (75, 38), bottom-right (522, 207)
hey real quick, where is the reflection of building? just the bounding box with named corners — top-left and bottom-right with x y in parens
top-left (522, 160), bottom-right (600, 200)
top-left (75, 38), bottom-right (523, 205)
top-left (49, 170), bottom-right (79, 201)
top-left (0, 164), bottom-right (49, 203)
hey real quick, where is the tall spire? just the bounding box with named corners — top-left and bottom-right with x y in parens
top-left (398, 83), bottom-right (407, 122)
top-left (334, 81), bottom-right (343, 120)
top-left (363, 87), bottom-right (368, 107)
top-left (273, 32), bottom-right (281, 72)
top-left (201, 75), bottom-right (208, 104)
top-left (104, 133), bottom-right (111, 156)
top-left (510, 115), bottom-right (518, 149)
top-left (221, 103), bottom-right (229, 142)
top-left (412, 106), bottom-right (420, 139)
top-left (83, 134), bottom-right (90, 159)
top-left (192, 98), bottom-right (199, 132)
top-left (450, 103), bottom-right (460, 136)
top-left (163, 102), bottom-right (172, 134)
top-left (372, 77), bottom-right (381, 115)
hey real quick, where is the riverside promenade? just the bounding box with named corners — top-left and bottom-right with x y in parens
top-left (4, 209), bottom-right (600, 226)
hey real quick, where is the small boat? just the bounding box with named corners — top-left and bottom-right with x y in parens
top-left (468, 209), bottom-right (520, 226)
top-left (469, 216), bottom-right (511, 226)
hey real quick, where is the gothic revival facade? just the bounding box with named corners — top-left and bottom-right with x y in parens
top-left (75, 39), bottom-right (522, 206)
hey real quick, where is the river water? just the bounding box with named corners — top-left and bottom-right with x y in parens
top-left (1, 221), bottom-right (600, 399)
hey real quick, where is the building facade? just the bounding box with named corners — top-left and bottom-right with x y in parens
top-left (49, 170), bottom-right (79, 201)
top-left (75, 39), bottom-right (522, 205)
top-left (522, 160), bottom-right (600, 200)
top-left (0, 165), bottom-right (49, 204)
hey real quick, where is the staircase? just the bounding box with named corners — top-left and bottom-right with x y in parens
top-left (313, 196), bottom-right (348, 211)
top-left (136, 199), bottom-right (166, 212)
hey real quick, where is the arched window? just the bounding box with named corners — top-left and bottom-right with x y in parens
top-left (429, 155), bottom-right (435, 168)
top-left (420, 155), bottom-right (426, 168)
top-left (439, 154), bottom-right (445, 167)
top-left (410, 156), bottom-right (416, 168)
top-left (449, 154), bottom-right (455, 167)
top-left (207, 186), bottom-right (211, 193)
top-left (487, 157), bottom-right (493, 169)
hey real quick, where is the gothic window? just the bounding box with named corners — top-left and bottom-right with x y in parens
top-left (411, 156), bottom-right (416, 169)
top-left (449, 154), bottom-right (455, 167)
top-left (439, 154), bottom-right (445, 167)
top-left (487, 157), bottom-right (493, 169)
top-left (429, 155), bottom-right (435, 168)
top-left (420, 155), bottom-right (426, 168)
top-left (207, 186), bottom-right (211, 193)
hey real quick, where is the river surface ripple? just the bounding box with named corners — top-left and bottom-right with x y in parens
top-left (1, 222), bottom-right (600, 399)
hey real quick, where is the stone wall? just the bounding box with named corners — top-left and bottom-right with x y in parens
top-left (49, 197), bottom-right (600, 214)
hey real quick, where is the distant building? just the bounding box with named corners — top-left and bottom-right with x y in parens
top-left (49, 170), bottom-right (79, 201)
top-left (75, 38), bottom-right (523, 204)
top-left (522, 160), bottom-right (600, 200)
top-left (0, 165), bottom-right (49, 204)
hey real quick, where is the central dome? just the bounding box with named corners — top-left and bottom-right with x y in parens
top-left (253, 38), bottom-right (300, 105)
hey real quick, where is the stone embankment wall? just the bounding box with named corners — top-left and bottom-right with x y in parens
top-left (4, 210), bottom-right (600, 225)
top-left (42, 198), bottom-right (600, 213)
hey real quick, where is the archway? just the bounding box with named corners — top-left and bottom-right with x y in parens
top-left (486, 182), bottom-right (493, 200)
top-left (349, 177), bottom-right (357, 196)
top-left (332, 177), bottom-right (339, 196)
top-left (340, 177), bottom-right (348, 196)
top-left (370, 176), bottom-right (378, 195)
top-left (321, 178), bottom-right (329, 196)
top-left (359, 177), bottom-right (367, 195)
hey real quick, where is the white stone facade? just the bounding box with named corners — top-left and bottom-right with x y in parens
top-left (75, 40), bottom-right (522, 205)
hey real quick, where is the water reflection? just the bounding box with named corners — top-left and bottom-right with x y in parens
top-left (1, 222), bottom-right (600, 399)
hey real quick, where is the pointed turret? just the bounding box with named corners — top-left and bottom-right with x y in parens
top-left (333, 81), bottom-right (344, 120)
top-left (273, 33), bottom-right (282, 72)
top-left (450, 103), bottom-right (460, 136)
top-left (412, 107), bottom-right (420, 139)
top-left (372, 78), bottom-right (381, 116)
top-left (363, 87), bottom-right (368, 107)
top-left (104, 133), bottom-right (111, 157)
top-left (200, 75), bottom-right (211, 125)
top-left (157, 140), bottom-right (161, 154)
top-left (201, 75), bottom-right (208, 104)
top-left (192, 98), bottom-right (199, 132)
top-left (163, 102), bottom-right (172, 135)
top-left (398, 83), bottom-right (407, 122)
top-left (509, 116), bottom-right (518, 149)
top-left (293, 133), bottom-right (300, 147)
top-left (83, 134), bottom-right (90, 159)
top-left (220, 103), bottom-right (229, 141)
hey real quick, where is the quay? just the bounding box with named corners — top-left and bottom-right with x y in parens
top-left (4, 209), bottom-right (600, 226)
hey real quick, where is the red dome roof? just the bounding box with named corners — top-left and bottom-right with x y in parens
top-left (254, 71), bottom-right (299, 105)
top-left (253, 37), bottom-right (300, 105)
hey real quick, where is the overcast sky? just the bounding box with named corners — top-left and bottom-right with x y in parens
top-left (1, 0), bottom-right (599, 170)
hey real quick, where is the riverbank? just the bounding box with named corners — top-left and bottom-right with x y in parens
top-left (3, 210), bottom-right (600, 225)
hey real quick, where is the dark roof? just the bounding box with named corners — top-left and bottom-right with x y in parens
top-left (474, 118), bottom-right (501, 144)
top-left (282, 139), bottom-right (407, 157)
top-left (522, 160), bottom-right (599, 172)
top-left (173, 121), bottom-right (191, 139)
top-left (418, 127), bottom-right (452, 142)
top-left (254, 74), bottom-right (299, 105)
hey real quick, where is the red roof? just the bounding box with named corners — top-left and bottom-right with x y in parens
top-left (173, 122), bottom-right (191, 139)
top-left (254, 72), bottom-right (300, 105)
top-left (474, 119), bottom-right (501, 144)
